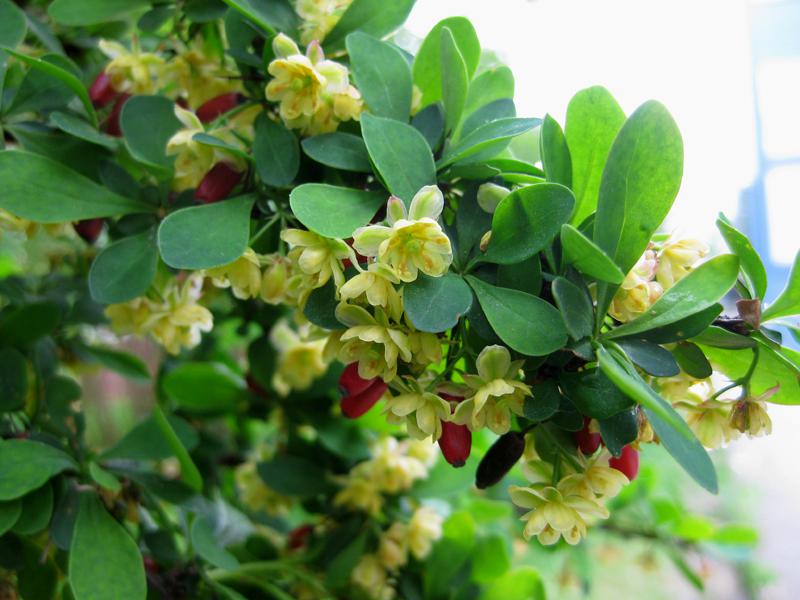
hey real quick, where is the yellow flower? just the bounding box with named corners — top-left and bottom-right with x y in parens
top-left (234, 460), bottom-right (292, 516)
top-left (99, 39), bottom-right (166, 95)
top-left (676, 399), bottom-right (739, 448)
top-left (333, 475), bottom-right (384, 515)
top-left (351, 554), bottom-right (395, 600)
top-left (269, 319), bottom-right (329, 395)
top-left (352, 187), bottom-right (453, 283)
top-left (295, 0), bottom-right (353, 45)
top-left (204, 248), bottom-right (262, 299)
top-left (260, 254), bottom-right (296, 305)
top-left (367, 437), bottom-right (429, 494)
top-left (408, 331), bottom-right (443, 368)
top-left (339, 263), bottom-right (403, 322)
top-left (729, 386), bottom-right (776, 438)
top-left (656, 238), bottom-right (709, 289)
top-left (508, 481), bottom-right (609, 546)
top-left (609, 248), bottom-right (662, 323)
top-left (407, 506), bottom-right (443, 560)
top-left (168, 37), bottom-right (242, 108)
top-left (559, 456), bottom-right (630, 500)
top-left (383, 377), bottom-right (450, 441)
top-left (452, 345), bottom-right (531, 434)
top-left (166, 106), bottom-right (216, 191)
top-left (378, 523), bottom-right (409, 570)
top-left (281, 228), bottom-right (352, 290)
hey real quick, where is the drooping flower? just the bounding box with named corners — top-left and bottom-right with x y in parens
top-left (204, 248), bottom-right (262, 299)
top-left (382, 377), bottom-right (451, 441)
top-left (656, 238), bottom-right (709, 289)
top-left (676, 399), bottom-right (740, 448)
top-left (166, 106), bottom-right (216, 191)
top-left (452, 345), bottom-right (531, 434)
top-left (281, 228), bottom-right (352, 290)
top-left (167, 36), bottom-right (242, 108)
top-left (352, 187), bottom-right (453, 283)
top-left (339, 263), bottom-right (403, 322)
top-left (269, 319), bottom-right (329, 395)
top-left (99, 38), bottom-right (166, 95)
top-left (295, 0), bottom-right (354, 45)
top-left (406, 506), bottom-right (443, 559)
top-left (351, 554), bottom-right (395, 600)
top-left (729, 386), bottom-right (776, 438)
top-left (609, 249), bottom-right (663, 323)
top-left (333, 476), bottom-right (384, 515)
top-left (378, 522), bottom-right (409, 570)
top-left (260, 254), bottom-right (297, 305)
top-left (558, 453), bottom-right (630, 500)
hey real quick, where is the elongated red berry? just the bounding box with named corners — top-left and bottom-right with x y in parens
top-left (338, 362), bottom-right (376, 397)
top-left (575, 418), bottom-right (602, 455)
top-left (438, 420), bottom-right (472, 468)
top-left (73, 218), bottom-right (104, 244)
top-left (89, 72), bottom-right (118, 107)
top-left (104, 93), bottom-right (130, 137)
top-left (195, 162), bottom-right (243, 204)
top-left (609, 445), bottom-right (639, 480)
top-left (196, 92), bottom-right (242, 123)
top-left (341, 380), bottom-right (387, 419)
top-left (287, 524), bottom-right (314, 551)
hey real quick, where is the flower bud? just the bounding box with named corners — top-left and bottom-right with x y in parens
top-left (608, 445), bottom-right (639, 480)
top-left (73, 218), bottom-right (104, 244)
top-left (438, 420), bottom-right (471, 467)
top-left (195, 162), bottom-right (243, 203)
top-left (196, 92), bottom-right (242, 123)
top-left (272, 33), bottom-right (301, 59)
top-left (476, 431), bottom-right (525, 489)
top-left (574, 418), bottom-right (602, 455)
top-left (341, 379), bottom-right (388, 418)
top-left (479, 230), bottom-right (492, 252)
top-left (89, 71), bottom-right (118, 107)
top-left (477, 183), bottom-right (510, 214)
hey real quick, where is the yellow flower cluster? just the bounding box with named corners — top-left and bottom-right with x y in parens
top-left (294, 0), bottom-right (353, 45)
top-left (269, 319), bottom-right (330, 396)
top-left (105, 275), bottom-right (213, 355)
top-left (266, 34), bottom-right (362, 134)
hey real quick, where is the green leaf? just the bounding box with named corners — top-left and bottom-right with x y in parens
top-left (598, 409), bottom-right (638, 457)
top-left (463, 66), bottom-right (514, 118)
top-left (552, 277), bottom-right (593, 340)
top-left (0, 439), bottom-right (76, 501)
top-left (0, 347), bottom-right (27, 412)
top-left (360, 112), bottom-right (436, 204)
top-left (524, 381), bottom-right (561, 422)
top-left (672, 341), bottom-right (712, 379)
top-left (163, 362), bottom-right (245, 414)
top-left (617, 339), bottom-right (680, 377)
top-left (157, 194), bottom-right (255, 269)
top-left (496, 255), bottom-right (542, 296)
top-left (49, 0), bottom-right (151, 25)
top-left (559, 369), bottom-right (634, 419)
top-left (69, 492), bottom-right (146, 600)
top-left (565, 86), bottom-right (625, 225)
top-left (0, 151), bottom-right (151, 222)
top-left (303, 280), bottom-right (341, 330)
top-left (76, 344), bottom-right (150, 381)
top-left (152, 406), bottom-right (202, 492)
top-left (191, 515), bottom-right (239, 570)
top-left (88, 462), bottom-right (121, 493)
top-left (597, 346), bottom-right (718, 492)
top-left (412, 103), bottom-right (445, 151)
top-left (219, 0), bottom-right (297, 34)
top-left (102, 414), bottom-right (198, 461)
top-left (253, 114), bottom-right (299, 187)
top-left (716, 214), bottom-right (767, 300)
top-left (540, 114), bottom-right (571, 187)
top-left (593, 101), bottom-right (684, 321)
top-left (560, 223), bottom-right (624, 284)
top-left (404, 273), bottom-right (472, 333)
top-left (472, 535), bottom-right (511, 583)
top-left (4, 49), bottom-right (97, 127)
top-left (438, 117), bottom-right (540, 169)
top-left (301, 132), bottom-right (371, 172)
top-left (762, 250), bottom-right (800, 321)
top-left (605, 255), bottom-right (739, 339)
top-left (692, 325), bottom-right (756, 349)
top-left (467, 276), bottom-right (568, 356)
top-left (120, 95), bottom-right (181, 172)
top-left (413, 17), bottom-right (480, 106)
top-left (50, 111), bottom-right (117, 149)
top-left (424, 511), bottom-right (477, 598)
top-left (346, 32), bottom-right (412, 122)
top-left (0, 0), bottom-right (27, 49)
top-left (439, 27), bottom-right (469, 134)
top-left (12, 482), bottom-right (53, 535)
top-left (454, 185), bottom-right (491, 267)
top-left (290, 184), bottom-right (385, 238)
top-left (460, 98), bottom-right (516, 138)
top-left (193, 132), bottom-right (252, 164)
top-left (481, 183), bottom-right (575, 265)
top-left (478, 567), bottom-right (545, 600)
top-left (638, 303), bottom-right (722, 345)
top-left (0, 499), bottom-right (21, 535)
top-left (323, 0), bottom-right (415, 53)
top-left (89, 229), bottom-right (158, 304)
top-left (257, 455), bottom-right (331, 497)
top-left (0, 301), bottom-right (60, 346)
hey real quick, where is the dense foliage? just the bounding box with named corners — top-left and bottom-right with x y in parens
top-left (0, 0), bottom-right (799, 598)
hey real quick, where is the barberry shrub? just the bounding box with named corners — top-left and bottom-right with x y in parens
top-left (0, 0), bottom-right (798, 599)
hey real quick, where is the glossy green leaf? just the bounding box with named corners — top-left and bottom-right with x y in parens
top-left (76, 344), bottom-right (150, 381)
top-left (12, 482), bottom-right (53, 535)
top-left (120, 95), bottom-right (181, 172)
top-left (69, 492), bottom-right (146, 600)
top-left (257, 455), bottom-right (331, 496)
top-left (49, 0), bottom-right (151, 25)
top-left (88, 462), bottom-right (121, 493)
top-left (163, 362), bottom-right (245, 414)
top-left (524, 381), bottom-right (561, 422)
top-left (152, 406), bottom-right (202, 491)
top-left (460, 98), bottom-right (515, 138)
top-left (606, 255), bottom-right (739, 339)
top-left (413, 16), bottom-right (480, 106)
top-left (0, 301), bottom-right (60, 346)
top-left (617, 339), bottom-right (680, 377)
top-left (158, 194), bottom-right (255, 269)
top-left (560, 223), bottom-right (624, 284)
top-left (496, 255), bottom-right (542, 296)
top-left (455, 185), bottom-right (491, 267)
top-left (481, 183), bottom-right (575, 265)
top-left (0, 499), bottom-right (21, 535)
top-left (50, 111), bottom-right (117, 149)
top-left (191, 515), bottom-right (239, 570)
top-left (540, 114), bottom-right (571, 187)
top-left (324, 0), bottom-right (415, 52)
top-left (0, 151), bottom-right (151, 222)
top-left (0, 439), bottom-right (76, 501)
top-left (404, 273), bottom-right (472, 333)
top-left (0, 0), bottom-right (27, 49)
top-left (304, 280), bottom-right (341, 330)
top-left (253, 114), bottom-right (299, 187)
top-left (302, 132), bottom-right (371, 172)
top-left (102, 414), bottom-right (198, 461)
top-left (290, 184), bottom-right (385, 238)
top-left (424, 510), bottom-right (477, 598)
top-left (7, 55), bottom-right (75, 116)
top-left (360, 113), bottom-right (436, 204)
top-left (464, 66), bottom-right (514, 118)
top-left (638, 303), bottom-right (722, 345)
top-left (472, 535), bottom-right (511, 583)
top-left (559, 369), bottom-right (634, 419)
top-left (594, 101), bottom-right (684, 321)
top-left (347, 32), bottom-right (412, 122)
top-left (691, 325), bottom-right (755, 349)
top-left (440, 27), bottom-right (469, 133)
top-left (598, 408), bottom-right (638, 457)
top-left (478, 567), bottom-right (545, 600)
top-left (552, 277), bottom-right (593, 340)
top-left (716, 214), bottom-right (767, 300)
top-left (565, 86), bottom-right (625, 225)
top-left (467, 276), bottom-right (567, 356)
top-left (762, 250), bottom-right (800, 321)
top-left (438, 117), bottom-right (540, 168)
top-left (138, 6), bottom-right (173, 31)
top-left (220, 0), bottom-right (297, 34)
top-left (672, 341), bottom-right (712, 378)
top-left (0, 347), bottom-right (27, 412)
top-left (412, 103), bottom-right (445, 151)
top-left (89, 230), bottom-right (158, 304)
top-left (193, 132), bottom-right (252, 164)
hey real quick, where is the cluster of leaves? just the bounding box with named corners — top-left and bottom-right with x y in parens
top-left (0, 0), bottom-right (798, 599)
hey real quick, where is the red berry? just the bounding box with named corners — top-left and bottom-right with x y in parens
top-left (438, 420), bottom-right (472, 468)
top-left (89, 72), bottom-right (118, 107)
top-left (338, 362), bottom-right (376, 397)
top-left (575, 418), bottom-right (602, 455)
top-left (609, 445), bottom-right (639, 481)
top-left (103, 93), bottom-right (130, 137)
top-left (287, 524), bottom-right (314, 551)
top-left (143, 555), bottom-right (159, 574)
top-left (196, 92), bottom-right (242, 123)
top-left (245, 374), bottom-right (267, 398)
top-left (195, 162), bottom-right (243, 204)
top-left (341, 379), bottom-right (387, 419)
top-left (73, 218), bottom-right (104, 244)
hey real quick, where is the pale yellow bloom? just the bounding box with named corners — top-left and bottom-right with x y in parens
top-left (204, 248), bottom-right (262, 299)
top-left (99, 39), bottom-right (166, 95)
top-left (281, 228), bottom-right (351, 290)
top-left (333, 476), bottom-right (384, 515)
top-left (407, 506), bottom-right (443, 559)
top-left (676, 399), bottom-right (740, 448)
top-left (383, 377), bottom-right (450, 441)
top-left (378, 523), bottom-right (409, 570)
top-left (260, 254), bottom-right (296, 305)
top-left (167, 37), bottom-right (242, 108)
top-left (729, 386), bottom-right (776, 438)
top-left (351, 554), bottom-right (395, 600)
top-left (352, 187), bottom-right (453, 283)
top-left (166, 106), bottom-right (216, 191)
top-left (339, 263), bottom-right (403, 322)
top-left (656, 238), bottom-right (709, 289)
top-left (453, 345), bottom-right (531, 434)
top-left (295, 0), bottom-right (353, 45)
top-left (367, 437), bottom-right (429, 494)
top-left (559, 455), bottom-right (630, 500)
top-left (235, 460), bottom-right (292, 516)
top-left (404, 438), bottom-right (438, 467)
top-left (609, 248), bottom-right (662, 323)
top-left (269, 319), bottom-right (329, 395)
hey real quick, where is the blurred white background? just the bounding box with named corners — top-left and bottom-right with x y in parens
top-left (404, 1), bottom-right (800, 598)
